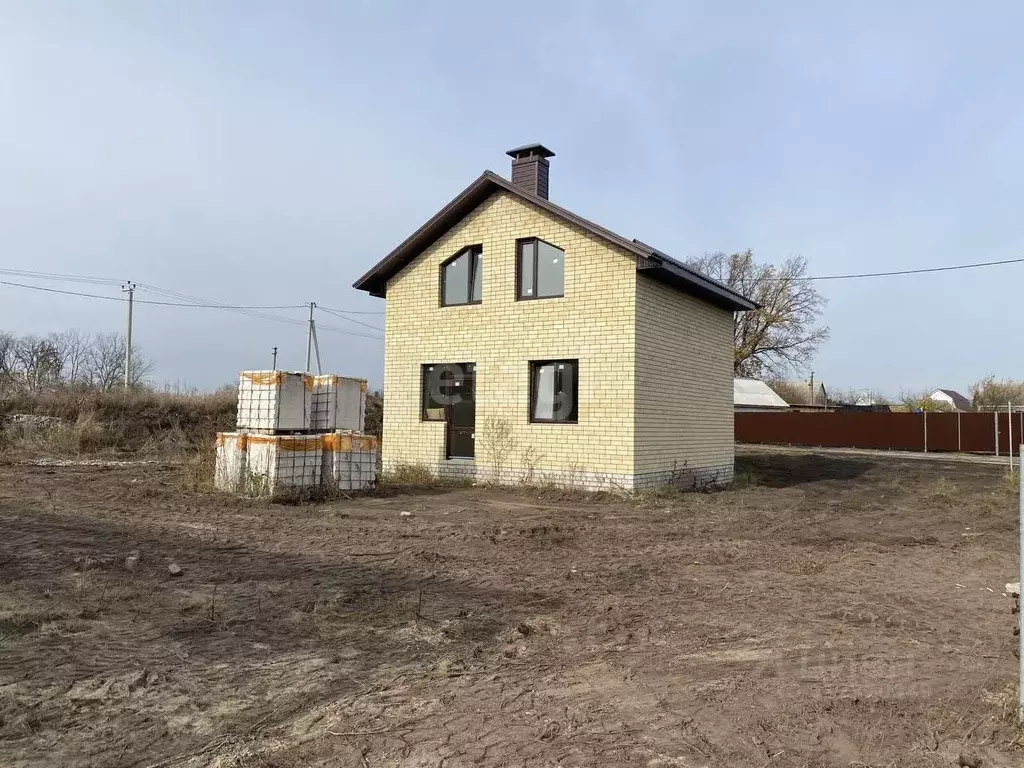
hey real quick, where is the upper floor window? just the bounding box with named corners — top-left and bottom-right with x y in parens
top-left (441, 246), bottom-right (483, 306)
top-left (517, 238), bottom-right (564, 300)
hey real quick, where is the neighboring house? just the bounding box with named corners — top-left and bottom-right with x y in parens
top-left (353, 144), bottom-right (757, 490)
top-left (928, 389), bottom-right (973, 411)
top-left (734, 378), bottom-right (790, 412)
top-left (844, 392), bottom-right (890, 412)
top-left (838, 401), bottom-right (891, 413)
top-left (782, 380), bottom-right (829, 409)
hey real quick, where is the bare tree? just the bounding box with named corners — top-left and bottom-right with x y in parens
top-left (765, 379), bottom-right (811, 406)
top-left (686, 251), bottom-right (830, 377)
top-left (900, 390), bottom-right (952, 412)
top-left (970, 376), bottom-right (1024, 408)
top-left (48, 330), bottom-right (91, 384)
top-left (830, 388), bottom-right (891, 406)
top-left (12, 334), bottom-right (62, 391)
top-left (0, 332), bottom-right (16, 392)
top-left (84, 332), bottom-right (154, 390)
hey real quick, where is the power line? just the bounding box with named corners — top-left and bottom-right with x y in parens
top-left (314, 322), bottom-right (382, 340)
top-left (6, 253), bottom-right (1024, 295)
top-left (0, 277), bottom-right (384, 339)
top-left (13, 252), bottom-right (1020, 329)
top-left (0, 269), bottom-right (384, 314)
top-left (315, 306), bottom-right (384, 315)
top-left (1, 278), bottom-right (384, 340)
top-left (805, 257), bottom-right (1024, 281)
top-left (133, 285), bottom-right (381, 338)
top-left (135, 283), bottom-right (311, 328)
top-left (187, 300), bottom-right (299, 312)
top-left (134, 284), bottom-right (383, 339)
top-left (0, 279), bottom-right (305, 309)
top-left (0, 279), bottom-right (125, 302)
top-left (317, 305), bottom-right (384, 332)
top-left (0, 268), bottom-right (123, 286)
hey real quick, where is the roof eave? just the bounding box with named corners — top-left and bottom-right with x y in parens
top-left (638, 260), bottom-right (759, 312)
top-left (354, 170), bottom-right (760, 312)
top-left (352, 172), bottom-right (499, 296)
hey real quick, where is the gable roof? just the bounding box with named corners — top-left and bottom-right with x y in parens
top-left (352, 170), bottom-right (757, 312)
top-left (734, 378), bottom-right (790, 409)
top-left (930, 388), bottom-right (973, 411)
top-left (782, 379), bottom-right (828, 405)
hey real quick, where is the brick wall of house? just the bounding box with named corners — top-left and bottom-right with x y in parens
top-left (633, 274), bottom-right (736, 488)
top-left (382, 190), bottom-right (638, 488)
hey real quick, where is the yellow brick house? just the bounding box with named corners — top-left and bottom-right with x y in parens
top-left (354, 145), bottom-right (756, 490)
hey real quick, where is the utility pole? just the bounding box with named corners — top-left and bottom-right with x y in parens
top-left (1019, 454), bottom-right (1024, 723)
top-left (311, 320), bottom-right (323, 374)
top-left (808, 371), bottom-right (815, 406)
top-left (122, 281), bottom-right (135, 390)
top-left (271, 346), bottom-right (278, 370)
top-left (305, 302), bottom-right (316, 372)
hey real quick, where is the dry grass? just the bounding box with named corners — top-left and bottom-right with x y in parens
top-left (179, 437), bottom-right (217, 492)
top-left (378, 462), bottom-right (437, 485)
top-left (0, 387), bottom-right (236, 457)
top-left (730, 469), bottom-right (764, 490)
top-left (930, 476), bottom-right (959, 498)
top-left (375, 462), bottom-right (478, 494)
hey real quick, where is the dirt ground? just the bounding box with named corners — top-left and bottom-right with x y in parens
top-left (0, 450), bottom-right (1021, 767)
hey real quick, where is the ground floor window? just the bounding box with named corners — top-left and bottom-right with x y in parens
top-left (421, 363), bottom-right (473, 421)
top-left (529, 360), bottom-right (578, 423)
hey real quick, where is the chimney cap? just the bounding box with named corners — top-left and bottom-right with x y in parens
top-left (506, 143), bottom-right (555, 160)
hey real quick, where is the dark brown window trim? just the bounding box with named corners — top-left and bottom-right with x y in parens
top-left (528, 359), bottom-right (579, 424)
top-left (515, 237), bottom-right (565, 301)
top-left (439, 245), bottom-right (483, 307)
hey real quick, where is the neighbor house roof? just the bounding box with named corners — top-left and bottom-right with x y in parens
top-left (352, 170), bottom-right (758, 312)
top-left (734, 378), bottom-right (790, 409)
top-left (782, 380), bottom-right (828, 405)
top-left (930, 389), bottom-right (973, 411)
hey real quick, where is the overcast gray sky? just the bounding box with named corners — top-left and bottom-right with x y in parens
top-left (2, 1), bottom-right (1022, 395)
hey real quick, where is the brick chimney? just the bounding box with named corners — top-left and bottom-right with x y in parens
top-left (506, 143), bottom-right (555, 199)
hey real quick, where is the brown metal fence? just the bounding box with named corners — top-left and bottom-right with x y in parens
top-left (735, 411), bottom-right (1024, 454)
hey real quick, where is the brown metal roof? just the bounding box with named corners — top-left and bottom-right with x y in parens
top-left (352, 170), bottom-right (757, 312)
top-left (932, 389), bottom-right (973, 411)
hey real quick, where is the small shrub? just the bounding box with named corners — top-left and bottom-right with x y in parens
top-left (479, 416), bottom-right (517, 484)
top-left (272, 485), bottom-right (353, 505)
top-left (563, 459), bottom-right (584, 495)
top-left (632, 484), bottom-right (688, 505)
top-left (70, 411), bottom-right (107, 453)
top-left (379, 462), bottom-right (436, 485)
top-left (364, 391), bottom-right (383, 438)
top-left (180, 438), bottom-right (216, 492)
top-left (520, 445), bottom-right (541, 484)
top-left (243, 469), bottom-right (270, 498)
